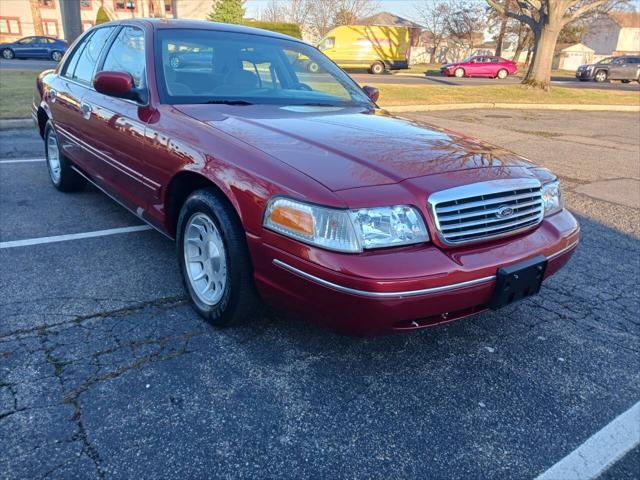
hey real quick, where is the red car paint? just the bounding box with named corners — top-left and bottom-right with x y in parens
top-left (33, 20), bottom-right (578, 336)
top-left (441, 56), bottom-right (518, 78)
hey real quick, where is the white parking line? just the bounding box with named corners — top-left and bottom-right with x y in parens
top-left (536, 401), bottom-right (640, 480)
top-left (0, 225), bottom-right (153, 249)
top-left (0, 157), bottom-right (45, 164)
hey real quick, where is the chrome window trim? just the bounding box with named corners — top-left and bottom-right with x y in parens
top-left (428, 178), bottom-right (543, 247)
top-left (273, 239), bottom-right (578, 299)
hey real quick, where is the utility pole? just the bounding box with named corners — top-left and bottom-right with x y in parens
top-left (59, 0), bottom-right (82, 43)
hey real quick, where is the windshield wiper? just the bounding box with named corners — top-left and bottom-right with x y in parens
top-left (203, 99), bottom-right (253, 105)
top-left (296, 102), bottom-right (338, 107)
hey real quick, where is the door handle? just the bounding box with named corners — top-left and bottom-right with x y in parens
top-left (81, 102), bottom-right (92, 120)
top-left (50, 89), bottom-right (57, 102)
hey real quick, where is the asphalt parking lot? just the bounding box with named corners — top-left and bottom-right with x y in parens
top-left (1, 110), bottom-right (638, 479)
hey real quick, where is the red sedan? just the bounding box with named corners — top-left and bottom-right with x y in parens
top-left (33, 20), bottom-right (578, 336)
top-left (441, 55), bottom-right (518, 79)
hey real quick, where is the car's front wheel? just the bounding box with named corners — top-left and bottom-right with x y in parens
top-left (177, 189), bottom-right (260, 327)
top-left (1, 48), bottom-right (14, 59)
top-left (44, 121), bottom-right (86, 192)
top-left (594, 70), bottom-right (607, 82)
top-left (51, 51), bottom-right (63, 62)
top-left (454, 67), bottom-right (465, 78)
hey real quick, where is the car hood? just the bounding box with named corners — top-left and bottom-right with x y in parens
top-left (176, 105), bottom-right (535, 191)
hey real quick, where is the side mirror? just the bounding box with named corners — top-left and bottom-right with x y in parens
top-left (94, 71), bottom-right (136, 100)
top-left (362, 85), bottom-right (379, 103)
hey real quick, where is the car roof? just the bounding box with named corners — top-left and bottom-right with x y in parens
top-left (97, 18), bottom-right (303, 43)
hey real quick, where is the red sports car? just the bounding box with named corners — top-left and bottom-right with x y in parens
top-left (33, 20), bottom-right (578, 336)
top-left (441, 55), bottom-right (518, 79)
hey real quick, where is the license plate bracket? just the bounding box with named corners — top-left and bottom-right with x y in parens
top-left (489, 255), bottom-right (548, 310)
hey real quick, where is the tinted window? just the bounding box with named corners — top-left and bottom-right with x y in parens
top-left (626, 57), bottom-right (639, 64)
top-left (18, 37), bottom-right (36, 45)
top-left (69, 27), bottom-right (115, 84)
top-left (611, 57), bottom-right (625, 65)
top-left (101, 27), bottom-right (146, 88)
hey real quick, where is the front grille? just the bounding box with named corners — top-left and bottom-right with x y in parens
top-left (428, 179), bottom-right (544, 245)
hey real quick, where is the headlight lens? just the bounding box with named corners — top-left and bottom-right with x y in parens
top-left (541, 180), bottom-right (563, 216)
top-left (351, 205), bottom-right (429, 249)
top-left (263, 198), bottom-right (429, 253)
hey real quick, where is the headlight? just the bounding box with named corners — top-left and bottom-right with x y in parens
top-left (541, 180), bottom-right (563, 216)
top-left (263, 197), bottom-right (429, 253)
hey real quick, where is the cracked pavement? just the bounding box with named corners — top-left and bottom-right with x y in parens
top-left (1, 111), bottom-right (639, 479)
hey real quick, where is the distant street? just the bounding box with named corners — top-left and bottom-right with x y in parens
top-left (2, 57), bottom-right (639, 92)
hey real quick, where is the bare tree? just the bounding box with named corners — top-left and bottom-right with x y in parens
top-left (307, 0), bottom-right (380, 37)
top-left (486, 0), bottom-right (629, 89)
top-left (413, 0), bottom-right (451, 63)
top-left (446, 1), bottom-right (487, 59)
top-left (261, 0), bottom-right (287, 22)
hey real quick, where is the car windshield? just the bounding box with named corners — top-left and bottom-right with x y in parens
top-left (155, 29), bottom-right (373, 108)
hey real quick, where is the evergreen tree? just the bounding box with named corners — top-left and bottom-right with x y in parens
top-left (208, 0), bottom-right (245, 24)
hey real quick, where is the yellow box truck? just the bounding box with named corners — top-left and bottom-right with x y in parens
top-left (315, 25), bottom-right (411, 74)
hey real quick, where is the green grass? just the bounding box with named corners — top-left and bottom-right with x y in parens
top-left (372, 83), bottom-right (640, 107)
top-left (0, 70), bottom-right (39, 119)
top-left (1, 69), bottom-right (637, 119)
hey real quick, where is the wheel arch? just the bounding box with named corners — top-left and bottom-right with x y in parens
top-left (37, 105), bottom-right (50, 138)
top-left (165, 169), bottom-right (243, 238)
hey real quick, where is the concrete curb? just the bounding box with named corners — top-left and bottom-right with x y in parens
top-left (383, 103), bottom-right (640, 113)
top-left (0, 118), bottom-right (35, 130)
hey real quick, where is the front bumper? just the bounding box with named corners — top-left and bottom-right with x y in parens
top-left (576, 70), bottom-right (594, 80)
top-left (250, 209), bottom-right (579, 336)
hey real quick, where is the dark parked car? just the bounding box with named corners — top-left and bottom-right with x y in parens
top-left (441, 55), bottom-right (518, 79)
top-left (576, 55), bottom-right (640, 83)
top-left (0, 36), bottom-right (67, 62)
top-left (33, 20), bottom-right (579, 336)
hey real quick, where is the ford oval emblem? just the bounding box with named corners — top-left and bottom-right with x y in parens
top-left (496, 206), bottom-right (514, 219)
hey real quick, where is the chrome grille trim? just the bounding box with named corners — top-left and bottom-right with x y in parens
top-left (428, 179), bottom-right (544, 246)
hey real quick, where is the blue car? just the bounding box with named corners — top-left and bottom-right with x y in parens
top-left (0, 36), bottom-right (68, 62)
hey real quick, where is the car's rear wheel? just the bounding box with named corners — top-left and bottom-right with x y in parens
top-left (454, 67), bottom-right (465, 78)
top-left (177, 189), bottom-right (260, 328)
top-left (594, 70), bottom-right (607, 83)
top-left (1, 48), bottom-right (14, 59)
top-left (307, 61), bottom-right (319, 73)
top-left (497, 68), bottom-right (508, 79)
top-left (621, 79), bottom-right (631, 84)
top-left (369, 61), bottom-right (385, 75)
top-left (44, 121), bottom-right (86, 192)
top-left (51, 51), bottom-right (63, 62)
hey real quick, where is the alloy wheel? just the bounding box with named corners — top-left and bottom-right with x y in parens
top-left (455, 68), bottom-right (464, 78)
top-left (498, 69), bottom-right (507, 79)
top-left (46, 130), bottom-right (61, 184)
top-left (184, 212), bottom-right (228, 306)
top-left (52, 51), bottom-right (62, 62)
top-left (2, 49), bottom-right (14, 59)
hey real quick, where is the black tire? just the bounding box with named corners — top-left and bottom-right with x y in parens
top-left (1, 48), bottom-right (14, 59)
top-left (369, 61), bottom-right (385, 75)
top-left (306, 61), bottom-right (319, 73)
top-left (621, 79), bottom-right (631, 84)
top-left (454, 67), bottom-right (465, 78)
top-left (594, 70), bottom-right (607, 83)
top-left (496, 68), bottom-right (508, 79)
top-left (51, 50), bottom-right (63, 62)
top-left (177, 189), bottom-right (260, 328)
top-left (44, 121), bottom-right (86, 192)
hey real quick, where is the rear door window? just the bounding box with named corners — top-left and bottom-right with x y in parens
top-left (65, 27), bottom-right (116, 85)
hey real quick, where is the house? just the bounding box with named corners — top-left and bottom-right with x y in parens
top-left (554, 43), bottom-right (595, 70)
top-left (359, 11), bottom-right (422, 46)
top-left (583, 11), bottom-right (640, 57)
top-left (0, 0), bottom-right (210, 42)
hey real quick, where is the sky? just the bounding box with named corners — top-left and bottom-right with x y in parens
top-left (244, 0), bottom-right (423, 22)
